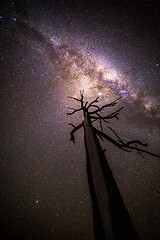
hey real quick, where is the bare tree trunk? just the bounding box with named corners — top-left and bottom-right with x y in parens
top-left (84, 112), bottom-right (139, 240)
top-left (67, 93), bottom-right (159, 239)
top-left (84, 112), bottom-right (114, 240)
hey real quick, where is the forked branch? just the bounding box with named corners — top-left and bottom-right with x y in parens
top-left (66, 107), bottom-right (82, 116)
top-left (90, 107), bottom-right (123, 124)
top-left (94, 126), bottom-right (160, 158)
top-left (93, 126), bottom-right (131, 152)
top-left (89, 97), bottom-right (122, 115)
top-left (69, 122), bottom-right (84, 142)
top-left (87, 97), bottom-right (99, 110)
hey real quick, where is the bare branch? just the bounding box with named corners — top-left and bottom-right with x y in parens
top-left (135, 143), bottom-right (144, 157)
top-left (84, 101), bottom-right (88, 108)
top-left (90, 104), bottom-right (100, 110)
top-left (98, 118), bottom-right (103, 131)
top-left (104, 107), bottom-right (123, 119)
top-left (96, 131), bottom-right (104, 141)
top-left (108, 127), bottom-right (123, 144)
top-left (67, 107), bottom-right (77, 110)
top-left (69, 123), bottom-right (75, 128)
top-left (90, 116), bottom-right (110, 126)
top-left (67, 96), bottom-right (82, 102)
top-left (94, 113), bottom-right (103, 130)
top-left (90, 107), bottom-right (123, 123)
top-left (91, 119), bottom-right (97, 124)
top-left (69, 122), bottom-right (84, 142)
top-left (93, 126), bottom-right (131, 152)
top-left (66, 107), bottom-right (82, 116)
top-left (124, 140), bottom-right (148, 147)
top-left (89, 97), bottom-right (122, 115)
top-left (93, 126), bottom-right (160, 158)
top-left (123, 145), bottom-right (160, 158)
top-left (87, 97), bottom-right (99, 110)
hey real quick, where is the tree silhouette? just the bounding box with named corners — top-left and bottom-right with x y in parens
top-left (67, 90), bottom-right (159, 240)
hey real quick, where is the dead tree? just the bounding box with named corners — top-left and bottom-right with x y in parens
top-left (67, 91), bottom-right (160, 240)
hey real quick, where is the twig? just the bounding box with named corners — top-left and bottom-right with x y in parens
top-left (66, 107), bottom-right (82, 116)
top-left (89, 97), bottom-right (122, 114)
top-left (87, 97), bottom-right (99, 110)
top-left (108, 127), bottom-right (123, 144)
top-left (67, 96), bottom-right (81, 102)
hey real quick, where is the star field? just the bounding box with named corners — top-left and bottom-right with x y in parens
top-left (0, 0), bottom-right (160, 239)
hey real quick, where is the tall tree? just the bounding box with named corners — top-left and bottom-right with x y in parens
top-left (67, 91), bottom-right (159, 240)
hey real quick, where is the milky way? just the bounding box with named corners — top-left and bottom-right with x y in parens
top-left (1, 1), bottom-right (160, 240)
top-left (20, 15), bottom-right (160, 121)
top-left (11, 15), bottom-right (160, 117)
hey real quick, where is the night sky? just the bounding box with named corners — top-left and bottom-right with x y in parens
top-left (0, 0), bottom-right (160, 239)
